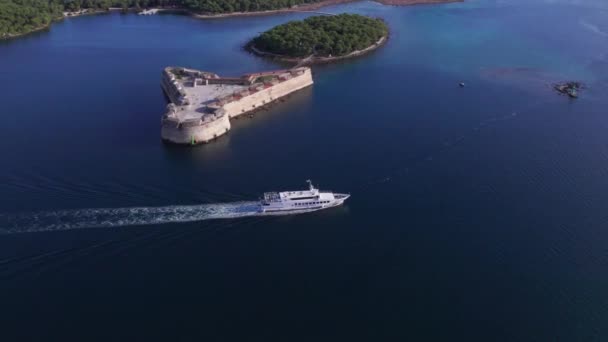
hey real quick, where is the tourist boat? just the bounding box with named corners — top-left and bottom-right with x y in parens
top-left (260, 180), bottom-right (350, 213)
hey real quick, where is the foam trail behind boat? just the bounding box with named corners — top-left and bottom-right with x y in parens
top-left (0, 201), bottom-right (263, 234)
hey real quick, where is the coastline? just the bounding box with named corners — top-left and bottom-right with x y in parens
top-left (192, 0), bottom-right (459, 19)
top-left (63, 7), bottom-right (145, 18)
top-left (192, 0), bottom-right (357, 19)
top-left (1, 8), bottom-right (115, 40)
top-left (247, 35), bottom-right (387, 65)
top-left (1, 23), bottom-right (52, 40)
top-left (63, 9), bottom-right (108, 17)
top-left (2, 0), bottom-right (458, 40)
top-left (375, 0), bottom-right (462, 5)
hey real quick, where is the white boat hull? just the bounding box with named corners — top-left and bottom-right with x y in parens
top-left (261, 195), bottom-right (349, 213)
top-left (260, 181), bottom-right (349, 214)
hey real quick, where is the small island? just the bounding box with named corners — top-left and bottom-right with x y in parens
top-left (248, 14), bottom-right (388, 63)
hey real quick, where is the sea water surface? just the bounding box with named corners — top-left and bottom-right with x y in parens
top-left (1, 0), bottom-right (608, 340)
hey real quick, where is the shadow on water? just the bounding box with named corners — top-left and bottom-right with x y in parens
top-left (160, 84), bottom-right (314, 163)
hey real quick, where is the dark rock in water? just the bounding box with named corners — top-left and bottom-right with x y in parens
top-left (554, 81), bottom-right (584, 98)
top-left (459, 82), bottom-right (465, 87)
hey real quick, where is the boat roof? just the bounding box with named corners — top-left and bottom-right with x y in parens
top-left (263, 180), bottom-right (327, 201)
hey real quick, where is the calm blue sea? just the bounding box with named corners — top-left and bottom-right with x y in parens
top-left (1, 0), bottom-right (608, 340)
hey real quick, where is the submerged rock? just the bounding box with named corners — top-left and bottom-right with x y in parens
top-left (554, 81), bottom-right (584, 98)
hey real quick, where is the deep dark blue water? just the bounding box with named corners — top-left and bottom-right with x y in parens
top-left (1, 0), bottom-right (608, 340)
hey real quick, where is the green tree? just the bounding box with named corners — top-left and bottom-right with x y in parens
top-left (251, 14), bottom-right (388, 57)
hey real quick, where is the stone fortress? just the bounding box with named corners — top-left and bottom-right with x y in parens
top-left (161, 66), bottom-right (314, 145)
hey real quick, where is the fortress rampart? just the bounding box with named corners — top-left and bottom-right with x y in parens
top-left (160, 66), bottom-right (313, 145)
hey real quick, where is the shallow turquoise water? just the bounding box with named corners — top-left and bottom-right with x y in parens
top-left (1, 0), bottom-right (608, 340)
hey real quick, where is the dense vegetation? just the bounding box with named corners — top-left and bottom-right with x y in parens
top-left (0, 0), bottom-right (327, 38)
top-left (0, 0), bottom-right (62, 37)
top-left (61, 0), bottom-right (179, 11)
top-left (0, 0), bottom-right (181, 37)
top-left (181, 0), bottom-right (322, 13)
top-left (251, 14), bottom-right (388, 57)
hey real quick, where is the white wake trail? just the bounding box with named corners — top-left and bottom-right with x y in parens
top-left (0, 201), bottom-right (265, 234)
top-left (580, 19), bottom-right (608, 37)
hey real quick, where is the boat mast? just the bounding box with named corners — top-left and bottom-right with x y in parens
top-left (306, 179), bottom-right (314, 191)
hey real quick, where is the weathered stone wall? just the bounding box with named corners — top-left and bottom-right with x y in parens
top-left (161, 67), bottom-right (313, 145)
top-left (161, 69), bottom-right (188, 105)
top-left (223, 68), bottom-right (313, 118)
top-left (161, 113), bottom-right (231, 144)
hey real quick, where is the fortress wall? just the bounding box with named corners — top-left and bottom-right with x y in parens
top-left (207, 78), bottom-right (249, 85)
top-left (161, 71), bottom-right (187, 105)
top-left (222, 68), bottom-right (313, 118)
top-left (161, 114), bottom-right (231, 144)
top-left (161, 81), bottom-right (179, 104)
top-left (160, 68), bottom-right (313, 145)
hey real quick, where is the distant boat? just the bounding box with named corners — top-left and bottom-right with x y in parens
top-left (260, 180), bottom-right (349, 213)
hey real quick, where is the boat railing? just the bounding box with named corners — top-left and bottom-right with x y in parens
top-left (263, 192), bottom-right (281, 202)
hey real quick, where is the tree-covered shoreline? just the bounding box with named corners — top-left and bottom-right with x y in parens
top-left (0, 0), bottom-right (191, 38)
top-left (0, 0), bottom-right (331, 39)
top-left (250, 14), bottom-right (388, 58)
top-left (1, 0), bottom-right (399, 40)
top-left (182, 0), bottom-right (324, 14)
top-left (1, 0), bottom-right (61, 38)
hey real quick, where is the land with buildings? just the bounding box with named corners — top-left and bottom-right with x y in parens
top-left (161, 66), bottom-right (313, 145)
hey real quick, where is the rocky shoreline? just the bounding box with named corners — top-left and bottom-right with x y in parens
top-left (247, 36), bottom-right (388, 65)
top-left (553, 81), bottom-right (585, 98)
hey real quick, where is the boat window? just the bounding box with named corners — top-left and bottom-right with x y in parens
top-left (291, 196), bottom-right (317, 201)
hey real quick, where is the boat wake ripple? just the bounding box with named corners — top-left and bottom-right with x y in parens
top-left (0, 201), bottom-right (276, 234)
top-left (580, 19), bottom-right (608, 37)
